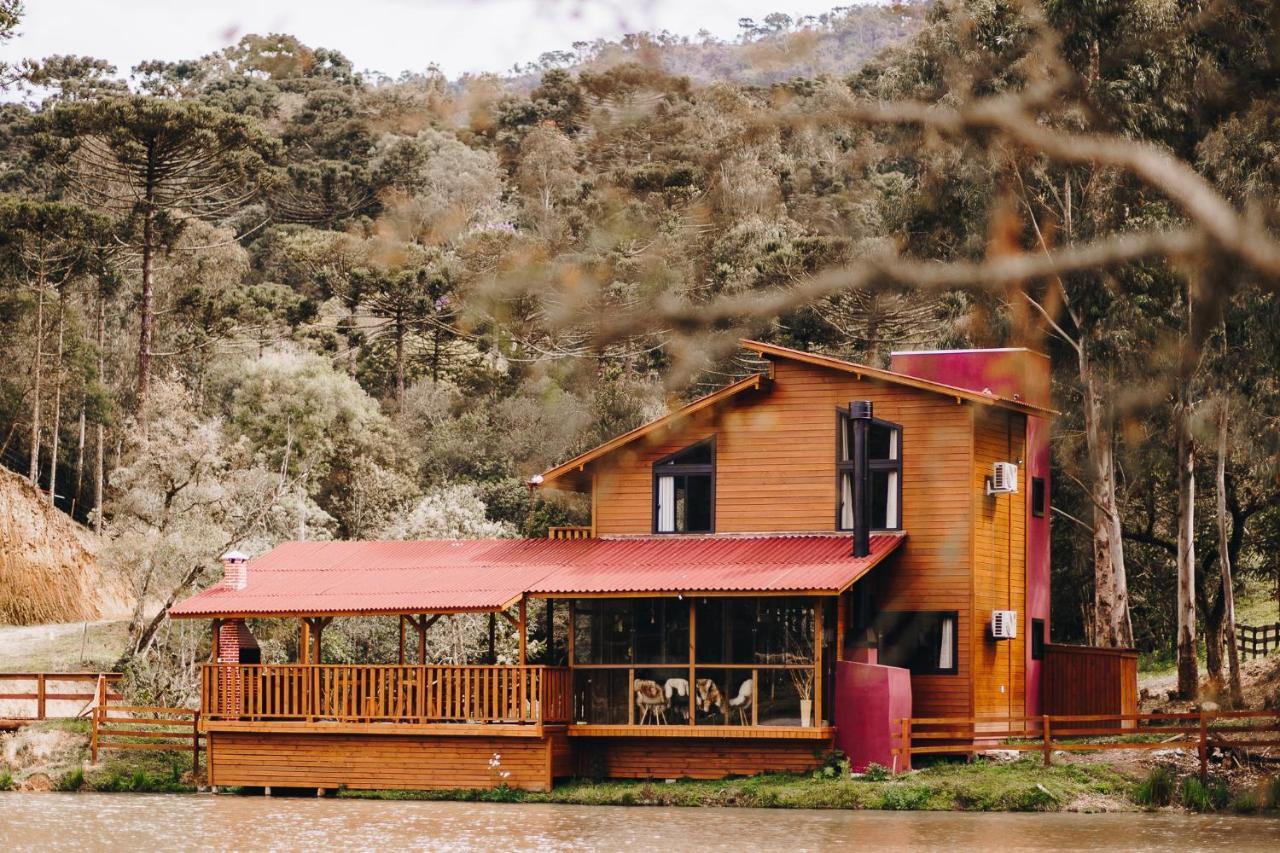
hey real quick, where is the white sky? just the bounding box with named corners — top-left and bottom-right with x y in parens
top-left (3, 0), bottom-right (855, 80)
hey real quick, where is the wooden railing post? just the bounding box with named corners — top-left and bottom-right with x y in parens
top-left (1198, 710), bottom-right (1209, 780)
top-left (36, 673), bottom-right (46, 720)
top-left (1042, 715), bottom-right (1052, 766)
top-left (896, 716), bottom-right (910, 774)
top-left (90, 704), bottom-right (99, 764)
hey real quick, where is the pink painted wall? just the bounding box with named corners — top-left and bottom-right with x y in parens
top-left (834, 661), bottom-right (914, 773)
top-left (889, 348), bottom-right (1053, 715)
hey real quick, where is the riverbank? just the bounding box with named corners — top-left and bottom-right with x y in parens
top-left (3, 720), bottom-right (1279, 815)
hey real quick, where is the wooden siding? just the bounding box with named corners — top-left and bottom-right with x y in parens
top-left (576, 736), bottom-right (830, 780)
top-left (207, 730), bottom-right (558, 792)
top-left (587, 359), bottom-right (977, 720)
top-left (971, 407), bottom-right (1027, 721)
top-left (1041, 644), bottom-right (1138, 722)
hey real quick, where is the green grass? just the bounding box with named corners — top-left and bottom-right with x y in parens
top-left (0, 620), bottom-right (131, 672)
top-left (1133, 766), bottom-right (1176, 807)
top-left (1235, 578), bottom-right (1279, 627)
top-left (339, 758), bottom-right (1134, 812)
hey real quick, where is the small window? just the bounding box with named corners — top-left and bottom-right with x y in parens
top-left (837, 413), bottom-right (902, 531)
top-left (874, 611), bottom-right (958, 675)
top-left (1032, 477), bottom-right (1047, 518)
top-left (1031, 618), bottom-right (1046, 661)
top-left (653, 439), bottom-right (714, 533)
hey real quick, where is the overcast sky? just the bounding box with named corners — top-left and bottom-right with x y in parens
top-left (2, 0), bottom-right (853, 80)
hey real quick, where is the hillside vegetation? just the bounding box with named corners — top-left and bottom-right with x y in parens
top-left (0, 0), bottom-right (1277, 709)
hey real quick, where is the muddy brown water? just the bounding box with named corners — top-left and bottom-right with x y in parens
top-left (1, 793), bottom-right (1279, 851)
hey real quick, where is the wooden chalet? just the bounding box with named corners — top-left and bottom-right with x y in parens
top-left (170, 340), bottom-right (1058, 792)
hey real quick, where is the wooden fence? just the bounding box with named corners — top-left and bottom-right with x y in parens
top-left (1237, 623), bottom-right (1280, 659)
top-left (201, 663), bottom-right (573, 725)
top-left (0, 672), bottom-right (123, 721)
top-left (895, 709), bottom-right (1280, 778)
top-left (91, 705), bottom-right (202, 771)
top-left (1041, 644), bottom-right (1138, 719)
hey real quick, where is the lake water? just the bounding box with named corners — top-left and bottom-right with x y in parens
top-left (1, 793), bottom-right (1279, 851)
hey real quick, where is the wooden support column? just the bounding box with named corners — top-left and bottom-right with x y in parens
top-left (398, 615), bottom-right (406, 664)
top-left (299, 619), bottom-right (310, 664)
top-left (814, 597), bottom-right (824, 727)
top-left (304, 616), bottom-right (332, 665)
top-left (209, 619), bottom-right (222, 662)
top-left (488, 613), bottom-right (496, 664)
top-left (545, 599), bottom-right (554, 664)
top-left (688, 596), bottom-right (696, 724)
top-left (518, 596), bottom-right (528, 666)
top-left (835, 593), bottom-right (847, 663)
top-left (567, 601), bottom-right (576, 665)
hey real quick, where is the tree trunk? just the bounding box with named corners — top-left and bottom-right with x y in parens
top-left (47, 292), bottom-right (65, 508)
top-left (1081, 350), bottom-right (1133, 647)
top-left (29, 277), bottom-right (44, 485)
top-left (94, 292), bottom-right (105, 534)
top-left (394, 313), bottom-right (405, 411)
top-left (1175, 379), bottom-right (1199, 700)
top-left (1216, 399), bottom-right (1243, 705)
top-left (137, 208), bottom-right (155, 406)
top-left (72, 406), bottom-right (86, 518)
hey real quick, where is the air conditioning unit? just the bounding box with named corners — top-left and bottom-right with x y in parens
top-left (986, 462), bottom-right (1019, 496)
top-left (991, 610), bottom-right (1018, 640)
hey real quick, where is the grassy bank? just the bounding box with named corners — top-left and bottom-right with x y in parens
top-left (0, 719), bottom-right (199, 794)
top-left (341, 759), bottom-right (1136, 812)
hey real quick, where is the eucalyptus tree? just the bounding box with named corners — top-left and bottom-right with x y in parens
top-left (33, 96), bottom-right (279, 405)
top-left (0, 197), bottom-right (104, 490)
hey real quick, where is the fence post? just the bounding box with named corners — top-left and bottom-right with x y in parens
top-left (192, 711), bottom-right (200, 775)
top-left (896, 716), bottom-right (911, 774)
top-left (90, 705), bottom-right (99, 765)
top-left (1042, 715), bottom-right (1052, 767)
top-left (1198, 710), bottom-right (1208, 780)
top-left (36, 673), bottom-right (46, 720)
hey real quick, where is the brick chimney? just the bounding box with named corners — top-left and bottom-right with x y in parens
top-left (221, 551), bottom-right (249, 590)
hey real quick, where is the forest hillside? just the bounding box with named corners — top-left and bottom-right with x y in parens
top-left (0, 0), bottom-right (1278, 705)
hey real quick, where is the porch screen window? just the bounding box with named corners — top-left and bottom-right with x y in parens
top-left (1032, 477), bottom-right (1047, 518)
top-left (653, 439), bottom-right (714, 533)
top-left (1031, 618), bottom-right (1046, 661)
top-left (874, 611), bottom-right (958, 675)
top-left (837, 414), bottom-right (902, 530)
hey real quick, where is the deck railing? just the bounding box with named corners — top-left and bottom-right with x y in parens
top-left (201, 664), bottom-right (572, 725)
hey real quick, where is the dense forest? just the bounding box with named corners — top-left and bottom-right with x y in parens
top-left (1, 0), bottom-right (1279, 705)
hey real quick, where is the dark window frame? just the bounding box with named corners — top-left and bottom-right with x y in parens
top-left (1032, 476), bottom-right (1047, 518)
top-left (835, 408), bottom-right (904, 532)
top-left (874, 610), bottom-right (959, 676)
top-left (651, 436), bottom-right (716, 534)
top-left (1031, 618), bottom-right (1046, 661)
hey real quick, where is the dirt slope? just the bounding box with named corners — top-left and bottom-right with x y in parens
top-left (0, 465), bottom-right (130, 625)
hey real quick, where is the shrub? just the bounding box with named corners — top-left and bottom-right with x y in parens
top-left (1134, 766), bottom-right (1176, 807)
top-left (878, 784), bottom-right (931, 810)
top-left (1179, 776), bottom-right (1230, 812)
top-left (54, 768), bottom-right (85, 791)
top-left (861, 763), bottom-right (891, 782)
top-left (0, 769), bottom-right (13, 791)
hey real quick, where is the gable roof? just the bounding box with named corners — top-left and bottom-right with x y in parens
top-left (168, 534), bottom-right (905, 618)
top-left (538, 340), bottom-right (1053, 487)
top-left (740, 340), bottom-right (1055, 417)
top-left (538, 372), bottom-right (767, 487)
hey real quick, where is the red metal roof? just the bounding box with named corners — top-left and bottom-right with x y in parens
top-left (168, 534), bottom-right (904, 618)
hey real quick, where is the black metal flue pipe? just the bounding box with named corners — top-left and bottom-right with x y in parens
top-left (849, 400), bottom-right (873, 558)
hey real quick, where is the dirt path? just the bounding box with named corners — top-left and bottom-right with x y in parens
top-left (0, 620), bottom-right (130, 671)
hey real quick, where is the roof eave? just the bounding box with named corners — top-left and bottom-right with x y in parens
top-left (740, 339), bottom-right (1058, 417)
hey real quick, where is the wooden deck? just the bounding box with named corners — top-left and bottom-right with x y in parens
top-left (201, 663), bottom-right (571, 725)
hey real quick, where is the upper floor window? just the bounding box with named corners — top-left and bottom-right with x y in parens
top-left (653, 439), bottom-right (714, 533)
top-left (1032, 476), bottom-right (1047, 518)
top-left (837, 413), bottom-right (902, 531)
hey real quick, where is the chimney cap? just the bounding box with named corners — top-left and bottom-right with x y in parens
top-left (221, 550), bottom-right (249, 564)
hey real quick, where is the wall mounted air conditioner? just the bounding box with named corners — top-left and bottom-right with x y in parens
top-left (986, 462), bottom-right (1019, 496)
top-left (991, 610), bottom-right (1018, 640)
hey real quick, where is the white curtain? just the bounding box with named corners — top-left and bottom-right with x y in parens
top-left (884, 471), bottom-right (899, 528)
top-left (657, 475), bottom-right (676, 532)
top-left (938, 615), bottom-right (955, 671)
top-left (840, 473), bottom-right (854, 529)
